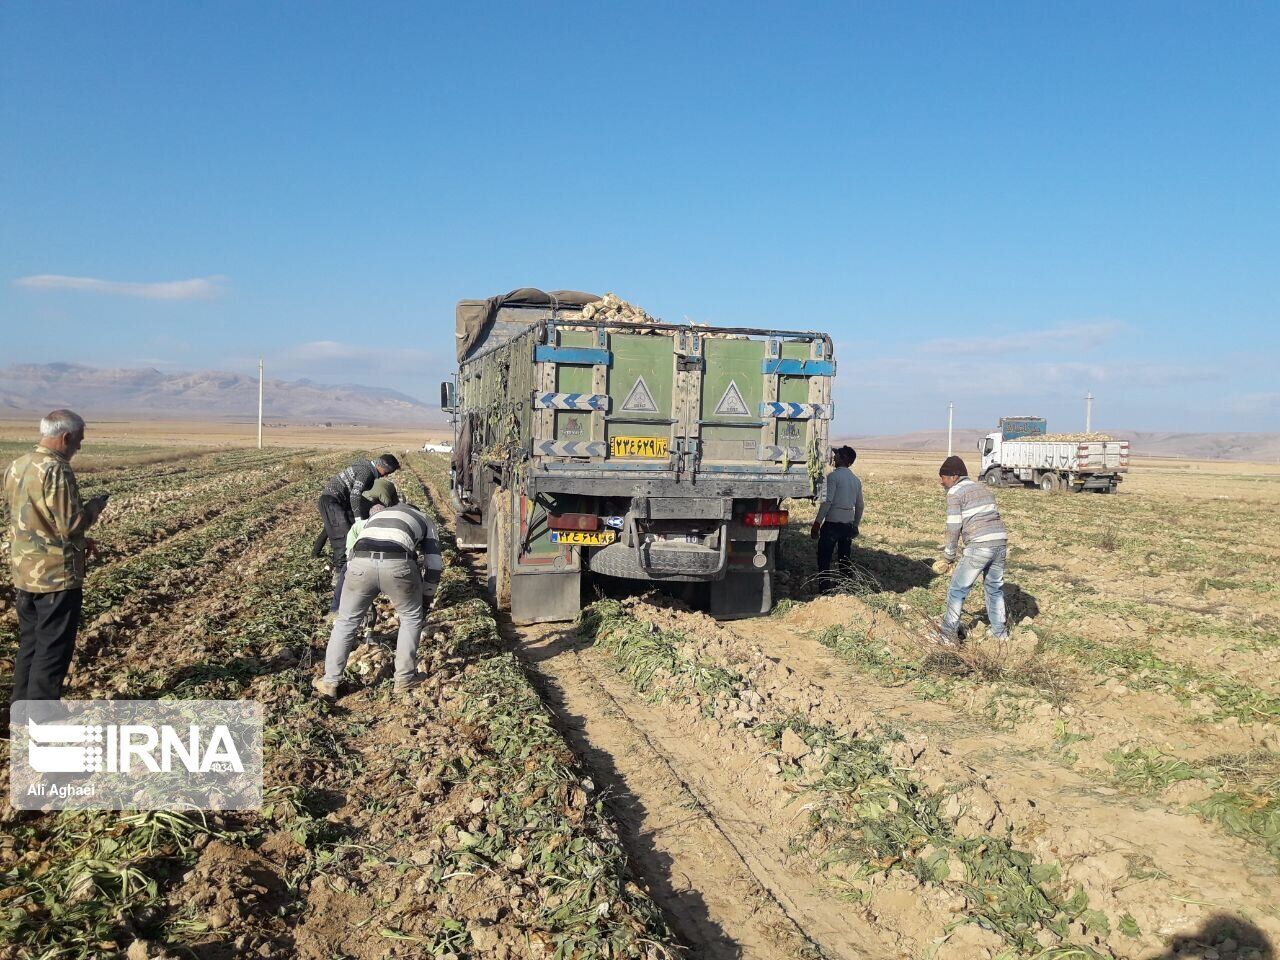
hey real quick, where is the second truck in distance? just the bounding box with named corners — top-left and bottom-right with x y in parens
top-left (443, 288), bottom-right (834, 624)
top-left (978, 416), bottom-right (1129, 493)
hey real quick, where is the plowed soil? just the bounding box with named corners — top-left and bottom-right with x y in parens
top-left (3, 443), bottom-right (1276, 960)
top-left (491, 454), bottom-right (1280, 960)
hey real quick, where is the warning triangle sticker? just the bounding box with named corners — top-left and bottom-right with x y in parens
top-left (713, 380), bottom-right (750, 416)
top-left (620, 376), bottom-right (659, 414)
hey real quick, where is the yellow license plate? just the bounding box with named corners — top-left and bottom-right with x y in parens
top-left (550, 530), bottom-right (617, 546)
top-left (610, 435), bottom-right (669, 458)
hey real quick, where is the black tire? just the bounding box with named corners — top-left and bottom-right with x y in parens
top-left (983, 468), bottom-right (1004, 489)
top-left (1038, 474), bottom-right (1055, 492)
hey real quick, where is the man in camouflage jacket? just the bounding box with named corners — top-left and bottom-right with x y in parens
top-left (3, 410), bottom-right (108, 702)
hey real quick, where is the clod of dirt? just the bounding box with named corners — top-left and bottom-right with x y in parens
top-left (781, 728), bottom-right (810, 760)
top-left (935, 921), bottom-right (1007, 959)
top-left (945, 784), bottom-right (1009, 838)
top-left (125, 939), bottom-right (171, 960)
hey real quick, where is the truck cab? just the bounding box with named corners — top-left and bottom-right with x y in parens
top-left (978, 433), bottom-right (1001, 478)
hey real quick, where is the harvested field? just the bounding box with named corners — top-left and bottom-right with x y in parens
top-left (1, 441), bottom-right (1277, 959)
top-left (492, 452), bottom-right (1280, 960)
top-left (0, 444), bottom-right (678, 959)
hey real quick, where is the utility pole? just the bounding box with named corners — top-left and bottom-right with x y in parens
top-left (257, 358), bottom-right (264, 449)
top-left (1085, 391), bottom-right (1093, 434)
top-left (947, 401), bottom-right (954, 456)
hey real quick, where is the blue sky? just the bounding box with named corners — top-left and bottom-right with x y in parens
top-left (1, 2), bottom-right (1276, 433)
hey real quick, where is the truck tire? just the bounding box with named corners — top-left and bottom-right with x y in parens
top-left (486, 489), bottom-right (512, 612)
top-left (1039, 474), bottom-right (1059, 492)
top-left (983, 468), bottom-right (1004, 488)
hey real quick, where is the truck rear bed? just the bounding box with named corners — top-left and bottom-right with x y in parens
top-left (999, 439), bottom-right (1130, 473)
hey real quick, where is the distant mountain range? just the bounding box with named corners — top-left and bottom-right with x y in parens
top-left (840, 429), bottom-right (1280, 462)
top-left (0, 363), bottom-right (439, 425)
top-left (3, 363), bottom-right (1274, 460)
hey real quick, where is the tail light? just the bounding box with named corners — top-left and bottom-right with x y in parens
top-left (743, 510), bottom-right (789, 528)
top-left (548, 512), bottom-right (600, 531)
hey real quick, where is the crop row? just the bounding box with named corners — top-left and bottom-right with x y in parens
top-left (1, 450), bottom-right (681, 959)
top-left (577, 599), bottom-right (1143, 959)
top-left (0, 454), bottom-right (348, 691)
top-left (75, 448), bottom-right (298, 497)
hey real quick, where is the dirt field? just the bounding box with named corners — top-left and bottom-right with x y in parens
top-left (1, 437), bottom-right (1276, 959)
top-left (0, 417), bottom-right (447, 453)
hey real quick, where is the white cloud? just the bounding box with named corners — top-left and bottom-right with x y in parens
top-left (919, 321), bottom-right (1122, 356)
top-left (13, 274), bottom-right (226, 300)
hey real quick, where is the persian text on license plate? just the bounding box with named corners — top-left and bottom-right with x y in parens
top-left (610, 435), bottom-right (668, 458)
top-left (549, 530), bottom-right (618, 546)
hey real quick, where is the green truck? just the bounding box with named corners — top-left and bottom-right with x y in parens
top-left (442, 288), bottom-right (835, 624)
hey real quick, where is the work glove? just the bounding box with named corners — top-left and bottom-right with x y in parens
top-left (851, 525), bottom-right (859, 538)
top-left (809, 521), bottom-right (821, 540)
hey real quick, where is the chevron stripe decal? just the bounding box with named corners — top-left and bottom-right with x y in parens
top-left (533, 392), bottom-right (611, 411)
top-left (758, 402), bottom-right (834, 419)
top-left (535, 440), bottom-right (607, 458)
top-left (757, 445), bottom-right (806, 461)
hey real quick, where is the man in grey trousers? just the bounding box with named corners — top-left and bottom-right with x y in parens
top-left (313, 500), bottom-right (444, 697)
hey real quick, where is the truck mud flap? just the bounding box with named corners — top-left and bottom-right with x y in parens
top-left (710, 570), bottom-right (774, 619)
top-left (510, 570), bottom-right (581, 625)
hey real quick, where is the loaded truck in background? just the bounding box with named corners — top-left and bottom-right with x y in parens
top-left (441, 288), bottom-right (834, 625)
top-left (978, 416), bottom-right (1129, 493)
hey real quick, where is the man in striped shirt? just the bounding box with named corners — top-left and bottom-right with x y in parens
top-left (938, 455), bottom-right (1008, 643)
top-left (313, 501), bottom-right (444, 698)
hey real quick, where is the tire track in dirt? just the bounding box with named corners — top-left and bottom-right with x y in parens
top-left (402, 457), bottom-right (895, 958)
top-left (517, 622), bottom-right (857, 960)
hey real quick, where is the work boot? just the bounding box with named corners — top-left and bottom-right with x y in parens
top-left (394, 673), bottom-right (427, 695)
top-left (311, 677), bottom-right (340, 699)
top-left (933, 623), bottom-right (962, 648)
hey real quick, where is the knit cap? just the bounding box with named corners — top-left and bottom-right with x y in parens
top-left (362, 477), bottom-right (400, 507)
top-left (939, 455), bottom-right (968, 477)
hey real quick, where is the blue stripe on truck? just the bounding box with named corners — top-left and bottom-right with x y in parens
top-left (534, 346), bottom-right (612, 365)
top-left (761, 358), bottom-right (835, 375)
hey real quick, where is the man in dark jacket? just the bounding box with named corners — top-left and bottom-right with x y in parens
top-left (317, 454), bottom-right (400, 612)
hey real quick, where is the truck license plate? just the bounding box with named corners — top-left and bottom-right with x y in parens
top-left (550, 530), bottom-right (617, 546)
top-left (610, 435), bottom-right (668, 458)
